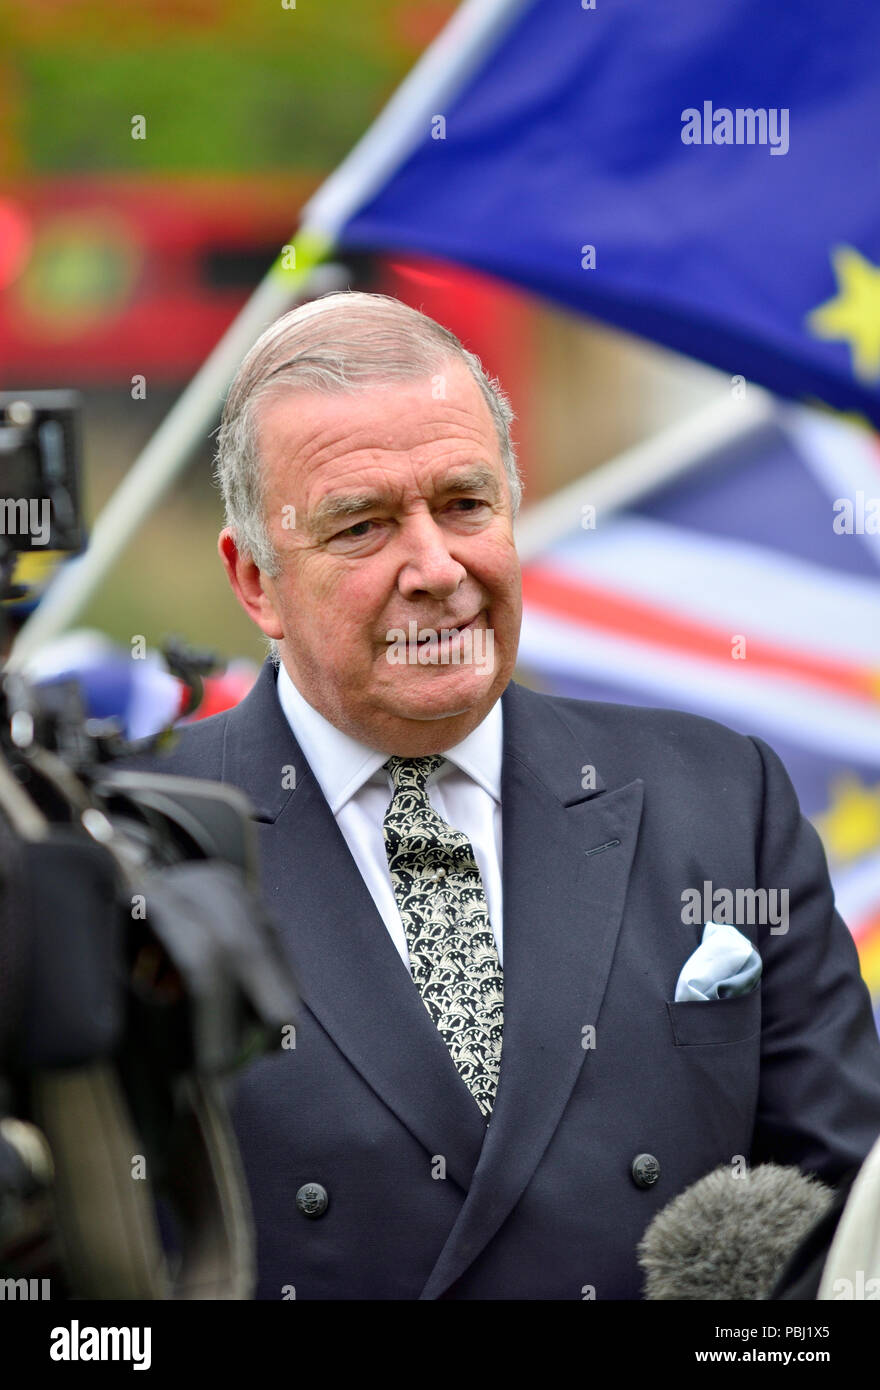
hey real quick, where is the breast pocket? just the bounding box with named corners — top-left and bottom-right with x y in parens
top-left (666, 988), bottom-right (761, 1046)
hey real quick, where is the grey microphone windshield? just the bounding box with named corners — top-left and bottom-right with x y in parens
top-left (638, 1163), bottom-right (834, 1300)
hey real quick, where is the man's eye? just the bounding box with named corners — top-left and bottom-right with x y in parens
top-left (450, 498), bottom-right (486, 512)
top-left (340, 520), bottom-right (374, 538)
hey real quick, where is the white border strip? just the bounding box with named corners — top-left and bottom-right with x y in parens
top-left (514, 389), bottom-right (776, 564)
top-left (517, 608), bottom-right (880, 762)
top-left (782, 403), bottom-right (880, 568)
top-left (535, 517), bottom-right (880, 663)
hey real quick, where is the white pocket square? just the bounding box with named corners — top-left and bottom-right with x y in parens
top-left (675, 921), bottom-right (762, 1002)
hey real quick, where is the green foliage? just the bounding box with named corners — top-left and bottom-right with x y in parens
top-left (23, 43), bottom-right (397, 172)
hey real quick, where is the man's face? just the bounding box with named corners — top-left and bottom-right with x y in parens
top-left (223, 358), bottom-right (522, 754)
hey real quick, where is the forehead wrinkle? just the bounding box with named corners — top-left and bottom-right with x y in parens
top-left (261, 381), bottom-right (495, 470)
top-left (258, 379), bottom-right (503, 527)
top-left (309, 460), bottom-right (500, 532)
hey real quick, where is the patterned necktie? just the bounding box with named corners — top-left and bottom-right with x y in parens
top-left (382, 754), bottom-right (504, 1118)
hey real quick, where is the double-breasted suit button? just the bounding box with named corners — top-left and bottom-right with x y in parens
top-left (296, 1182), bottom-right (329, 1217)
top-left (631, 1154), bottom-right (660, 1189)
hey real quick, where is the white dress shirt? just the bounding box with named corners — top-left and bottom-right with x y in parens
top-left (276, 663), bottom-right (504, 970)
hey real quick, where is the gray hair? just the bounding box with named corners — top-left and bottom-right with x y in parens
top-left (214, 290), bottom-right (522, 577)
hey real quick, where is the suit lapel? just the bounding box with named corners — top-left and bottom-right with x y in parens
top-left (221, 663), bottom-right (487, 1191)
top-left (419, 680), bottom-right (644, 1298)
top-left (222, 665), bottom-right (644, 1285)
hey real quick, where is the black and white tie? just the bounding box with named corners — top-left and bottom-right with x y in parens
top-left (382, 754), bottom-right (503, 1118)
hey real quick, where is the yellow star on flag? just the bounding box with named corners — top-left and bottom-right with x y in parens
top-left (807, 246), bottom-right (880, 382)
top-left (814, 774), bottom-right (880, 865)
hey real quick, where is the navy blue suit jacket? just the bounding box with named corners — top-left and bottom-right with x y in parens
top-left (126, 660), bottom-right (880, 1299)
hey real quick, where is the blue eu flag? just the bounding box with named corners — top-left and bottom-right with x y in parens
top-left (332, 0), bottom-right (880, 427)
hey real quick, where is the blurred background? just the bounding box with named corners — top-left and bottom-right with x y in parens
top-left (0, 0), bottom-right (723, 659)
top-left (2, 0), bottom-right (879, 1011)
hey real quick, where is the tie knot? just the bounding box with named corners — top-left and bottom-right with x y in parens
top-left (383, 754), bottom-right (445, 796)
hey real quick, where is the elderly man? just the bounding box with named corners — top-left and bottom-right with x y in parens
top-left (139, 290), bottom-right (880, 1300)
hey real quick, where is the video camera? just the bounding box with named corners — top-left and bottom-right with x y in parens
top-left (0, 392), bottom-right (297, 1299)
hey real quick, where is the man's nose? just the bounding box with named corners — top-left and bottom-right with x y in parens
top-left (396, 514), bottom-right (467, 599)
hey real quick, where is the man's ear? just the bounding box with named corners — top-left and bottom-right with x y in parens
top-left (218, 528), bottom-right (284, 640)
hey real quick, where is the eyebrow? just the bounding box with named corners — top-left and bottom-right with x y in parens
top-left (310, 465), bottom-right (501, 530)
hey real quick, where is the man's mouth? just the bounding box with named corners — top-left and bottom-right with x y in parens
top-left (382, 611), bottom-right (495, 674)
top-left (416, 612), bottom-right (481, 644)
top-left (384, 612), bottom-right (483, 646)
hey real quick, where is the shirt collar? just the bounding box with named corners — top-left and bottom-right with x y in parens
top-left (276, 662), bottom-right (503, 813)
